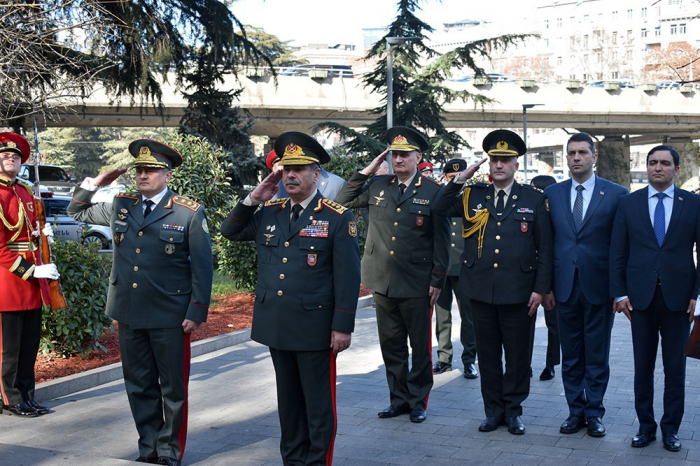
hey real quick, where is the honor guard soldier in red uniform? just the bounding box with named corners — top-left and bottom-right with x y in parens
top-left (221, 131), bottom-right (361, 466)
top-left (68, 140), bottom-right (213, 466)
top-left (433, 130), bottom-right (553, 435)
top-left (0, 132), bottom-right (60, 417)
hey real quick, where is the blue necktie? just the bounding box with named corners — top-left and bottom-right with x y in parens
top-left (653, 192), bottom-right (666, 246)
top-left (573, 185), bottom-right (584, 230)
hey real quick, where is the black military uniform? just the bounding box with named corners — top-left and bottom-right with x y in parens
top-left (220, 132), bottom-right (361, 466)
top-left (433, 130), bottom-right (553, 434)
top-left (433, 159), bottom-right (478, 379)
top-left (335, 127), bottom-right (449, 423)
top-left (68, 140), bottom-right (213, 465)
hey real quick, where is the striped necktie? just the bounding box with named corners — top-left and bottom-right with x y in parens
top-left (573, 185), bottom-right (584, 230)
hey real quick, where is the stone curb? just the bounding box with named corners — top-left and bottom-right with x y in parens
top-left (35, 294), bottom-right (375, 402)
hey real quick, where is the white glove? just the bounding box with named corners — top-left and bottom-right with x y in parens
top-left (33, 263), bottom-right (60, 280)
top-left (42, 224), bottom-right (55, 245)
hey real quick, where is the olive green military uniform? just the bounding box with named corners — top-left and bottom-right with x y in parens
top-left (68, 186), bottom-right (213, 461)
top-left (336, 171), bottom-right (449, 411)
top-left (433, 181), bottom-right (553, 418)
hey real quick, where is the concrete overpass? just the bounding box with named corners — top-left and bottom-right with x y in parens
top-left (36, 74), bottom-right (700, 145)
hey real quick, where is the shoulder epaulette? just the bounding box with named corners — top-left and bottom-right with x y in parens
top-left (317, 198), bottom-right (348, 215)
top-left (264, 197), bottom-right (289, 208)
top-left (173, 195), bottom-right (201, 212)
top-left (421, 175), bottom-right (441, 186)
top-left (520, 184), bottom-right (537, 191)
top-left (116, 192), bottom-right (140, 200)
top-left (469, 182), bottom-right (488, 189)
top-left (16, 179), bottom-right (33, 193)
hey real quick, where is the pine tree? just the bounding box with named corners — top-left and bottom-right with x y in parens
top-left (316, 0), bottom-right (529, 164)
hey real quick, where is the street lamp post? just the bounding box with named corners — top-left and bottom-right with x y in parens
top-left (522, 103), bottom-right (544, 183)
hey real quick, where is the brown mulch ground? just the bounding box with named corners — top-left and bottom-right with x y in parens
top-left (36, 285), bottom-right (373, 384)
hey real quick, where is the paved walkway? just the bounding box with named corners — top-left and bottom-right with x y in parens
top-left (2, 302), bottom-right (700, 465)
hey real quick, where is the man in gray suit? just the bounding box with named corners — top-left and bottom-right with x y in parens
top-left (68, 140), bottom-right (213, 466)
top-left (336, 126), bottom-right (449, 424)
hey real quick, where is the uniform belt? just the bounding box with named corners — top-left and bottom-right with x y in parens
top-left (7, 241), bottom-right (35, 252)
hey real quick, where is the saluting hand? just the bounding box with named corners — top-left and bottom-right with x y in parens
top-left (330, 330), bottom-right (351, 354)
top-left (250, 170), bottom-right (283, 203)
top-left (360, 147), bottom-right (391, 176)
top-left (457, 158), bottom-right (488, 181)
top-left (92, 168), bottom-right (129, 188)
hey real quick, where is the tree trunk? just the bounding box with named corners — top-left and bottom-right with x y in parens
top-left (597, 136), bottom-right (630, 190)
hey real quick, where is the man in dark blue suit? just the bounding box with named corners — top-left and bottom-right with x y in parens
top-left (610, 145), bottom-right (700, 452)
top-left (544, 132), bottom-right (627, 437)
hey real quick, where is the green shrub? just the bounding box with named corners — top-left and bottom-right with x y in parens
top-left (41, 239), bottom-right (112, 358)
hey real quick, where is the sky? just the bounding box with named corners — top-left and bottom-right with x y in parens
top-left (230, 0), bottom-right (536, 47)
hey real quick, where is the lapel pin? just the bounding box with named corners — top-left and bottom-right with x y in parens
top-left (600, 191), bottom-right (605, 195)
top-left (679, 196), bottom-right (684, 201)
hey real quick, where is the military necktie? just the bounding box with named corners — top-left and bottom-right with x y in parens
top-left (653, 192), bottom-right (666, 246)
top-left (290, 204), bottom-right (303, 231)
top-left (496, 190), bottom-right (506, 214)
top-left (573, 185), bottom-right (584, 230)
top-left (399, 183), bottom-right (407, 196)
top-left (143, 199), bottom-right (155, 218)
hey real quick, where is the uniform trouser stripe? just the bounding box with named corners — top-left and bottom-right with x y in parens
top-left (119, 324), bottom-right (189, 461)
top-left (0, 309), bottom-right (41, 406)
top-left (270, 348), bottom-right (337, 465)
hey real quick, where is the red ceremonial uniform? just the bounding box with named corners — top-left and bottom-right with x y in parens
top-left (0, 179), bottom-right (47, 310)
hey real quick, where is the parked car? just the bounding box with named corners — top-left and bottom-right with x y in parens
top-left (657, 80), bottom-right (681, 90)
top-left (450, 72), bottom-right (516, 83)
top-left (19, 163), bottom-right (77, 196)
top-left (281, 64), bottom-right (354, 78)
top-left (43, 196), bottom-right (113, 249)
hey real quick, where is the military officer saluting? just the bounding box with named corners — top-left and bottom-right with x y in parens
top-left (433, 130), bottom-right (553, 435)
top-left (335, 126), bottom-right (450, 424)
top-left (68, 140), bottom-right (213, 466)
top-left (220, 131), bottom-right (360, 466)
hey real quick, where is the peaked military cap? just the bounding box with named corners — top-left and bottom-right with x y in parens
top-left (418, 162), bottom-right (434, 173)
top-left (129, 139), bottom-right (182, 169)
top-left (0, 133), bottom-right (31, 164)
top-left (274, 131), bottom-right (330, 166)
top-left (385, 126), bottom-right (429, 152)
top-left (443, 158), bottom-right (467, 174)
top-left (482, 129), bottom-right (526, 157)
top-left (265, 150), bottom-right (281, 171)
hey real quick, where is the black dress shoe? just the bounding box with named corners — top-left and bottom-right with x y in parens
top-left (410, 408), bottom-right (427, 423)
top-left (377, 404), bottom-right (409, 418)
top-left (135, 457), bottom-right (159, 463)
top-left (156, 458), bottom-right (180, 466)
top-left (586, 417), bottom-right (606, 437)
top-left (27, 400), bottom-right (49, 415)
top-left (631, 430), bottom-right (656, 448)
top-left (506, 416), bottom-right (525, 435)
top-left (464, 363), bottom-right (478, 379)
top-left (5, 402), bottom-right (39, 417)
top-left (539, 366), bottom-right (555, 381)
top-left (478, 416), bottom-right (505, 432)
top-left (662, 433), bottom-right (682, 452)
top-left (432, 361), bottom-right (452, 374)
top-left (560, 414), bottom-right (586, 434)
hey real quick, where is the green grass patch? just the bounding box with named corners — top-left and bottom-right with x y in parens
top-left (211, 269), bottom-right (251, 298)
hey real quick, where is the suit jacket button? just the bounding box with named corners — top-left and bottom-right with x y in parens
top-left (390, 251), bottom-right (395, 255)
top-left (282, 258), bottom-right (288, 263)
top-left (138, 231), bottom-right (144, 237)
top-left (452, 221), bottom-right (457, 226)
top-left (278, 290), bottom-right (283, 296)
top-left (496, 235), bottom-right (501, 240)
top-left (497, 222), bottom-right (502, 227)
top-left (135, 248), bottom-right (141, 253)
top-left (493, 263), bottom-right (498, 268)
top-left (451, 243), bottom-right (456, 247)
top-left (495, 249), bottom-right (499, 254)
top-left (452, 232), bottom-right (456, 236)
top-left (396, 208), bottom-right (401, 212)
top-left (134, 266), bottom-right (139, 271)
top-left (391, 237), bottom-right (396, 241)
top-left (284, 242), bottom-right (290, 247)
top-left (394, 222), bottom-right (399, 227)
top-left (280, 274), bottom-right (285, 279)
top-left (132, 283), bottom-right (138, 288)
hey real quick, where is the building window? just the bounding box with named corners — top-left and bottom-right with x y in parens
top-left (584, 14), bottom-right (589, 22)
top-left (584, 54), bottom-right (589, 63)
top-left (557, 17), bottom-right (562, 28)
top-left (583, 35), bottom-right (588, 47)
top-left (612, 71), bottom-right (619, 79)
top-left (612, 32), bottom-right (617, 44)
top-left (641, 7), bottom-right (647, 18)
top-left (627, 30), bottom-right (633, 41)
top-left (596, 52), bottom-right (602, 63)
top-left (545, 38), bottom-right (549, 47)
top-left (655, 26), bottom-right (661, 36)
top-left (612, 11), bottom-right (618, 20)
top-left (570, 36), bottom-right (576, 48)
top-left (671, 24), bottom-right (677, 35)
top-left (627, 9), bottom-right (633, 19)
top-left (544, 19), bottom-right (549, 29)
top-left (642, 28), bottom-right (648, 37)
top-left (557, 56), bottom-right (562, 65)
top-left (680, 23), bottom-right (686, 34)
